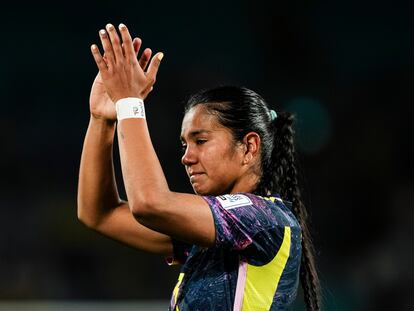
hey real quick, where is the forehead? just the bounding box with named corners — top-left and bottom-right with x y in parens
top-left (180, 105), bottom-right (225, 138)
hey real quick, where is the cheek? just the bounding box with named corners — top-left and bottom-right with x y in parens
top-left (202, 144), bottom-right (233, 169)
top-left (204, 147), bottom-right (241, 178)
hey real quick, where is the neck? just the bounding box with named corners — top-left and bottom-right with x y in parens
top-left (230, 171), bottom-right (260, 194)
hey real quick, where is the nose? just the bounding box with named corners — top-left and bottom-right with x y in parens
top-left (181, 145), bottom-right (197, 166)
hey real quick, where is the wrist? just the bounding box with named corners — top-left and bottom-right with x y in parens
top-left (113, 95), bottom-right (144, 103)
top-left (90, 114), bottom-right (117, 127)
top-left (115, 97), bottom-right (146, 121)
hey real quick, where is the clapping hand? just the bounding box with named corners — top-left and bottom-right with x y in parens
top-left (89, 23), bottom-right (163, 121)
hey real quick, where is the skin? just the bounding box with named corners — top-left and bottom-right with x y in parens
top-left (181, 105), bottom-right (261, 196)
top-left (77, 23), bottom-right (262, 254)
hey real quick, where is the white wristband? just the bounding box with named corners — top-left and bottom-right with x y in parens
top-left (116, 97), bottom-right (146, 121)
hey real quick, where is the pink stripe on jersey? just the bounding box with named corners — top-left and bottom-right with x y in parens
top-left (233, 258), bottom-right (247, 311)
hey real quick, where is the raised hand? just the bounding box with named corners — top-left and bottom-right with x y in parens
top-left (89, 72), bottom-right (115, 121)
top-left (91, 23), bottom-right (163, 104)
top-left (89, 37), bottom-right (153, 121)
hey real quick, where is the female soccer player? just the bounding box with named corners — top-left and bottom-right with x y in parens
top-left (77, 23), bottom-right (321, 310)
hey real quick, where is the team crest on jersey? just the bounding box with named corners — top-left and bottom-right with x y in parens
top-left (217, 194), bottom-right (252, 210)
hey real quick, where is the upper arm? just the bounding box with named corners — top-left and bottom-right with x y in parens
top-left (135, 193), bottom-right (282, 261)
top-left (87, 201), bottom-right (173, 255)
top-left (133, 192), bottom-right (216, 247)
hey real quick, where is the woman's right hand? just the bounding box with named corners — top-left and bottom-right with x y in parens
top-left (89, 38), bottom-right (152, 122)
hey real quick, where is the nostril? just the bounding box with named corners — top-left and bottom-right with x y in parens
top-left (181, 156), bottom-right (191, 166)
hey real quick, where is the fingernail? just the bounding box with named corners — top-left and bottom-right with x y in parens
top-left (157, 53), bottom-right (164, 61)
top-left (119, 23), bottom-right (126, 29)
top-left (106, 23), bottom-right (114, 30)
top-left (91, 44), bottom-right (97, 50)
top-left (99, 29), bottom-right (106, 35)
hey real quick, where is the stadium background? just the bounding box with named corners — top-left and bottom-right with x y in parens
top-left (0, 1), bottom-right (413, 310)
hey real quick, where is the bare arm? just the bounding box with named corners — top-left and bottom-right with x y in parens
top-left (77, 117), bottom-right (120, 226)
top-left (91, 23), bottom-right (216, 247)
top-left (77, 37), bottom-right (173, 255)
top-left (77, 116), bottom-right (173, 255)
top-left (117, 120), bottom-right (215, 247)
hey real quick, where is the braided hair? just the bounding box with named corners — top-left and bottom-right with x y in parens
top-left (184, 86), bottom-right (321, 311)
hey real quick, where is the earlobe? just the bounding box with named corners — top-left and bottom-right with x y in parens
top-left (244, 153), bottom-right (253, 164)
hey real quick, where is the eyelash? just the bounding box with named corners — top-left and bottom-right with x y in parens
top-left (181, 140), bottom-right (207, 152)
top-left (196, 139), bottom-right (207, 145)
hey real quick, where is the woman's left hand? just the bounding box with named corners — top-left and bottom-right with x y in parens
top-left (90, 23), bottom-right (163, 102)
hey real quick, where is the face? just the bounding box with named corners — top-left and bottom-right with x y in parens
top-left (180, 105), bottom-right (246, 196)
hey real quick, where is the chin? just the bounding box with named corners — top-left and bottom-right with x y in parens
top-left (191, 180), bottom-right (229, 196)
top-left (192, 184), bottom-right (212, 196)
top-left (193, 187), bottom-right (208, 196)
top-left (193, 186), bottom-right (225, 196)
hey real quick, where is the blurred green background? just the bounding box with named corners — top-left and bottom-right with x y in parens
top-left (0, 1), bottom-right (413, 310)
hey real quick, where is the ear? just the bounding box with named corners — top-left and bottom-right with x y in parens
top-left (242, 132), bottom-right (261, 165)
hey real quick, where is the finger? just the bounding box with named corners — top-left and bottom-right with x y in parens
top-left (133, 39), bottom-right (152, 70)
top-left (146, 52), bottom-right (164, 84)
top-left (99, 29), bottom-right (115, 67)
top-left (132, 37), bottom-right (142, 57)
top-left (121, 42), bottom-right (130, 57)
top-left (141, 85), bottom-right (154, 99)
top-left (105, 23), bottom-right (124, 63)
top-left (90, 44), bottom-right (108, 72)
top-left (139, 48), bottom-right (152, 70)
top-left (118, 23), bottom-right (136, 63)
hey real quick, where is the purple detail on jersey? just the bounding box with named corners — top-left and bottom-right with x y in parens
top-left (203, 193), bottom-right (289, 252)
top-left (168, 193), bottom-right (302, 311)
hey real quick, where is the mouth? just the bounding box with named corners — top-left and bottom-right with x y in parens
top-left (189, 172), bottom-right (205, 183)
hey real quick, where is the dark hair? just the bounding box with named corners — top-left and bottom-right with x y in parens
top-left (184, 86), bottom-right (321, 311)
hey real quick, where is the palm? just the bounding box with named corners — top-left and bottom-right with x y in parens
top-left (90, 72), bottom-right (116, 121)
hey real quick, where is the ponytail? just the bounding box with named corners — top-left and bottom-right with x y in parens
top-left (268, 111), bottom-right (322, 311)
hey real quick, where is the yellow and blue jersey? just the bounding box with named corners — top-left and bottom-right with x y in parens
top-left (167, 193), bottom-right (302, 311)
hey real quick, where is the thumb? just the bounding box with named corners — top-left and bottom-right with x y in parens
top-left (146, 52), bottom-right (164, 83)
top-left (94, 72), bottom-right (103, 84)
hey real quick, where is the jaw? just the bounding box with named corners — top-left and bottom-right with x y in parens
top-left (192, 180), bottom-right (238, 196)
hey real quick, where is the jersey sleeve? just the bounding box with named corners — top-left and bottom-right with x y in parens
top-left (165, 238), bottom-right (193, 266)
top-left (202, 193), bottom-right (285, 264)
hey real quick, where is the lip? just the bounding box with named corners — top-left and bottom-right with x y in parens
top-left (189, 172), bottom-right (205, 182)
top-left (188, 170), bottom-right (204, 176)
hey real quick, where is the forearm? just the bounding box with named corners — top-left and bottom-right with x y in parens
top-left (77, 116), bottom-right (122, 227)
top-left (91, 24), bottom-right (168, 216)
top-left (117, 119), bottom-right (170, 212)
top-left (116, 117), bottom-right (215, 246)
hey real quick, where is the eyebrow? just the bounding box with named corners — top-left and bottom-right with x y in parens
top-left (180, 129), bottom-right (212, 141)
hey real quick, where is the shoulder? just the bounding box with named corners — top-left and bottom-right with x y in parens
top-left (202, 192), bottom-right (299, 229)
top-left (202, 193), bottom-right (301, 262)
top-left (203, 193), bottom-right (255, 210)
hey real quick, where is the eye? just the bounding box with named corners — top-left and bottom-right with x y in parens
top-left (181, 144), bottom-right (187, 152)
top-left (196, 139), bottom-right (207, 145)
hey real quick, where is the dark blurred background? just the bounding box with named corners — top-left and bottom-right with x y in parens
top-left (0, 1), bottom-right (413, 310)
